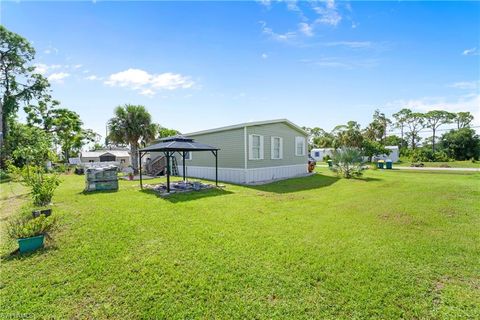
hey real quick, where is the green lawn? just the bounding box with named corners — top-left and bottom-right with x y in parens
top-left (1, 169), bottom-right (479, 319)
top-left (395, 158), bottom-right (480, 168)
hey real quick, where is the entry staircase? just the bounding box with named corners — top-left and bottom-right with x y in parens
top-left (145, 155), bottom-right (179, 176)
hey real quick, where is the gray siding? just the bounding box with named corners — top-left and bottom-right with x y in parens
top-left (246, 122), bottom-right (308, 168)
top-left (180, 128), bottom-right (245, 168)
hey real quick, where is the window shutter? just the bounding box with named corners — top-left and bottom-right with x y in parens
top-left (260, 135), bottom-right (264, 159)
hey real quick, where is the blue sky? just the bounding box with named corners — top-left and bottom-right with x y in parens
top-left (2, 1), bottom-right (479, 139)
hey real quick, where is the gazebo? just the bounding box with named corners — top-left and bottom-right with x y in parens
top-left (138, 135), bottom-right (219, 192)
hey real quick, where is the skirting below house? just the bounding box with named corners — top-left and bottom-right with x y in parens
top-left (178, 164), bottom-right (308, 184)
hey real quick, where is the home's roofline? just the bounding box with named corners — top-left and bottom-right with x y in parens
top-left (185, 119), bottom-right (308, 137)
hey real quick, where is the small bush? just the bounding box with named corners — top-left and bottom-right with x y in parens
top-left (410, 149), bottom-right (451, 162)
top-left (331, 148), bottom-right (365, 178)
top-left (7, 215), bottom-right (57, 239)
top-left (323, 155), bottom-right (331, 162)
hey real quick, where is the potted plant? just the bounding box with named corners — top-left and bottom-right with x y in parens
top-left (128, 172), bottom-right (134, 180)
top-left (7, 215), bottom-right (57, 253)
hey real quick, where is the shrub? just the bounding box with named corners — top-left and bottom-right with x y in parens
top-left (323, 155), bottom-right (331, 161)
top-left (410, 149), bottom-right (451, 162)
top-left (7, 215), bottom-right (57, 239)
top-left (8, 165), bottom-right (61, 206)
top-left (331, 148), bottom-right (365, 178)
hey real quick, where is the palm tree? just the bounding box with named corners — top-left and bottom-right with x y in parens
top-left (107, 104), bottom-right (156, 173)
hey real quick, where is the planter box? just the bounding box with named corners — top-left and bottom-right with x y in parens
top-left (18, 235), bottom-right (45, 253)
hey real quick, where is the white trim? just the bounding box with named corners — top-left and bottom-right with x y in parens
top-left (248, 134), bottom-right (264, 160)
top-left (177, 164), bottom-right (308, 184)
top-left (271, 136), bottom-right (283, 159)
top-left (184, 119), bottom-right (308, 137)
top-left (295, 136), bottom-right (306, 156)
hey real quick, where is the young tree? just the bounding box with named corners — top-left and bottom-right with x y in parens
top-left (0, 26), bottom-right (49, 166)
top-left (107, 104), bottom-right (157, 173)
top-left (361, 139), bottom-right (391, 162)
top-left (405, 112), bottom-right (425, 149)
top-left (455, 112), bottom-right (474, 129)
top-left (424, 110), bottom-right (455, 152)
top-left (392, 108), bottom-right (412, 146)
top-left (6, 120), bottom-right (55, 167)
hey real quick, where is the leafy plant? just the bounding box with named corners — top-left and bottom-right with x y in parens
top-left (331, 148), bottom-right (365, 178)
top-left (8, 165), bottom-right (61, 206)
top-left (7, 215), bottom-right (57, 239)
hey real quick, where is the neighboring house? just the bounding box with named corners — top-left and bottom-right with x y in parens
top-left (80, 150), bottom-right (131, 167)
top-left (150, 119), bottom-right (309, 184)
top-left (310, 146), bottom-right (400, 162)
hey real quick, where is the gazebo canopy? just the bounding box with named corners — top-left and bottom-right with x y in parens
top-left (138, 135), bottom-right (219, 192)
top-left (139, 135), bottom-right (219, 152)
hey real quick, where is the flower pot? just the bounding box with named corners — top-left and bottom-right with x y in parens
top-left (18, 235), bottom-right (45, 253)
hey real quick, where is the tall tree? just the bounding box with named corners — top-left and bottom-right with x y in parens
top-left (392, 108), bottom-right (411, 147)
top-left (52, 109), bottom-right (95, 160)
top-left (333, 121), bottom-right (364, 148)
top-left (364, 109), bottom-right (391, 143)
top-left (107, 104), bottom-right (156, 173)
top-left (0, 26), bottom-right (49, 166)
top-left (424, 110), bottom-right (455, 152)
top-left (455, 112), bottom-right (474, 129)
top-left (405, 112), bottom-right (425, 149)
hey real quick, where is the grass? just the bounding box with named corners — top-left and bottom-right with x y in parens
top-left (395, 158), bottom-right (480, 168)
top-left (1, 169), bottom-right (479, 319)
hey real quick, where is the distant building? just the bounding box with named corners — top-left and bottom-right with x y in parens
top-left (310, 146), bottom-right (400, 162)
top-left (80, 149), bottom-right (131, 167)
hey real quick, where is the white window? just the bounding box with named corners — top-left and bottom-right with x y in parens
top-left (295, 137), bottom-right (306, 156)
top-left (271, 136), bottom-right (283, 159)
top-left (249, 134), bottom-right (264, 160)
top-left (184, 151), bottom-right (192, 160)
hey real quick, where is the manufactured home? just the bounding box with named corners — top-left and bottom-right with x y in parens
top-left (149, 119), bottom-right (309, 184)
top-left (310, 146), bottom-right (400, 162)
top-left (80, 150), bottom-right (131, 168)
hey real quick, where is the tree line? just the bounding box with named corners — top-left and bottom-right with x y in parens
top-left (303, 109), bottom-right (479, 162)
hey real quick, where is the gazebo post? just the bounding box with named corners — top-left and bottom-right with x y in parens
top-left (139, 151), bottom-right (144, 189)
top-left (214, 150), bottom-right (218, 186)
top-left (165, 151), bottom-right (170, 193)
top-left (182, 151), bottom-right (186, 182)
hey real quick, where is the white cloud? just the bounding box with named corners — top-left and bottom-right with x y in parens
top-left (462, 48), bottom-right (478, 56)
top-left (312, 0), bottom-right (342, 26)
top-left (261, 53), bottom-right (268, 59)
top-left (449, 81), bottom-right (479, 90)
top-left (47, 72), bottom-right (70, 83)
top-left (260, 21), bottom-right (297, 42)
top-left (104, 68), bottom-right (194, 96)
top-left (302, 57), bottom-right (379, 69)
top-left (44, 46), bottom-right (59, 55)
top-left (298, 22), bottom-right (314, 37)
top-left (73, 64), bottom-right (83, 69)
top-left (324, 41), bottom-right (372, 49)
top-left (84, 75), bottom-right (99, 81)
top-left (34, 63), bottom-right (62, 75)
